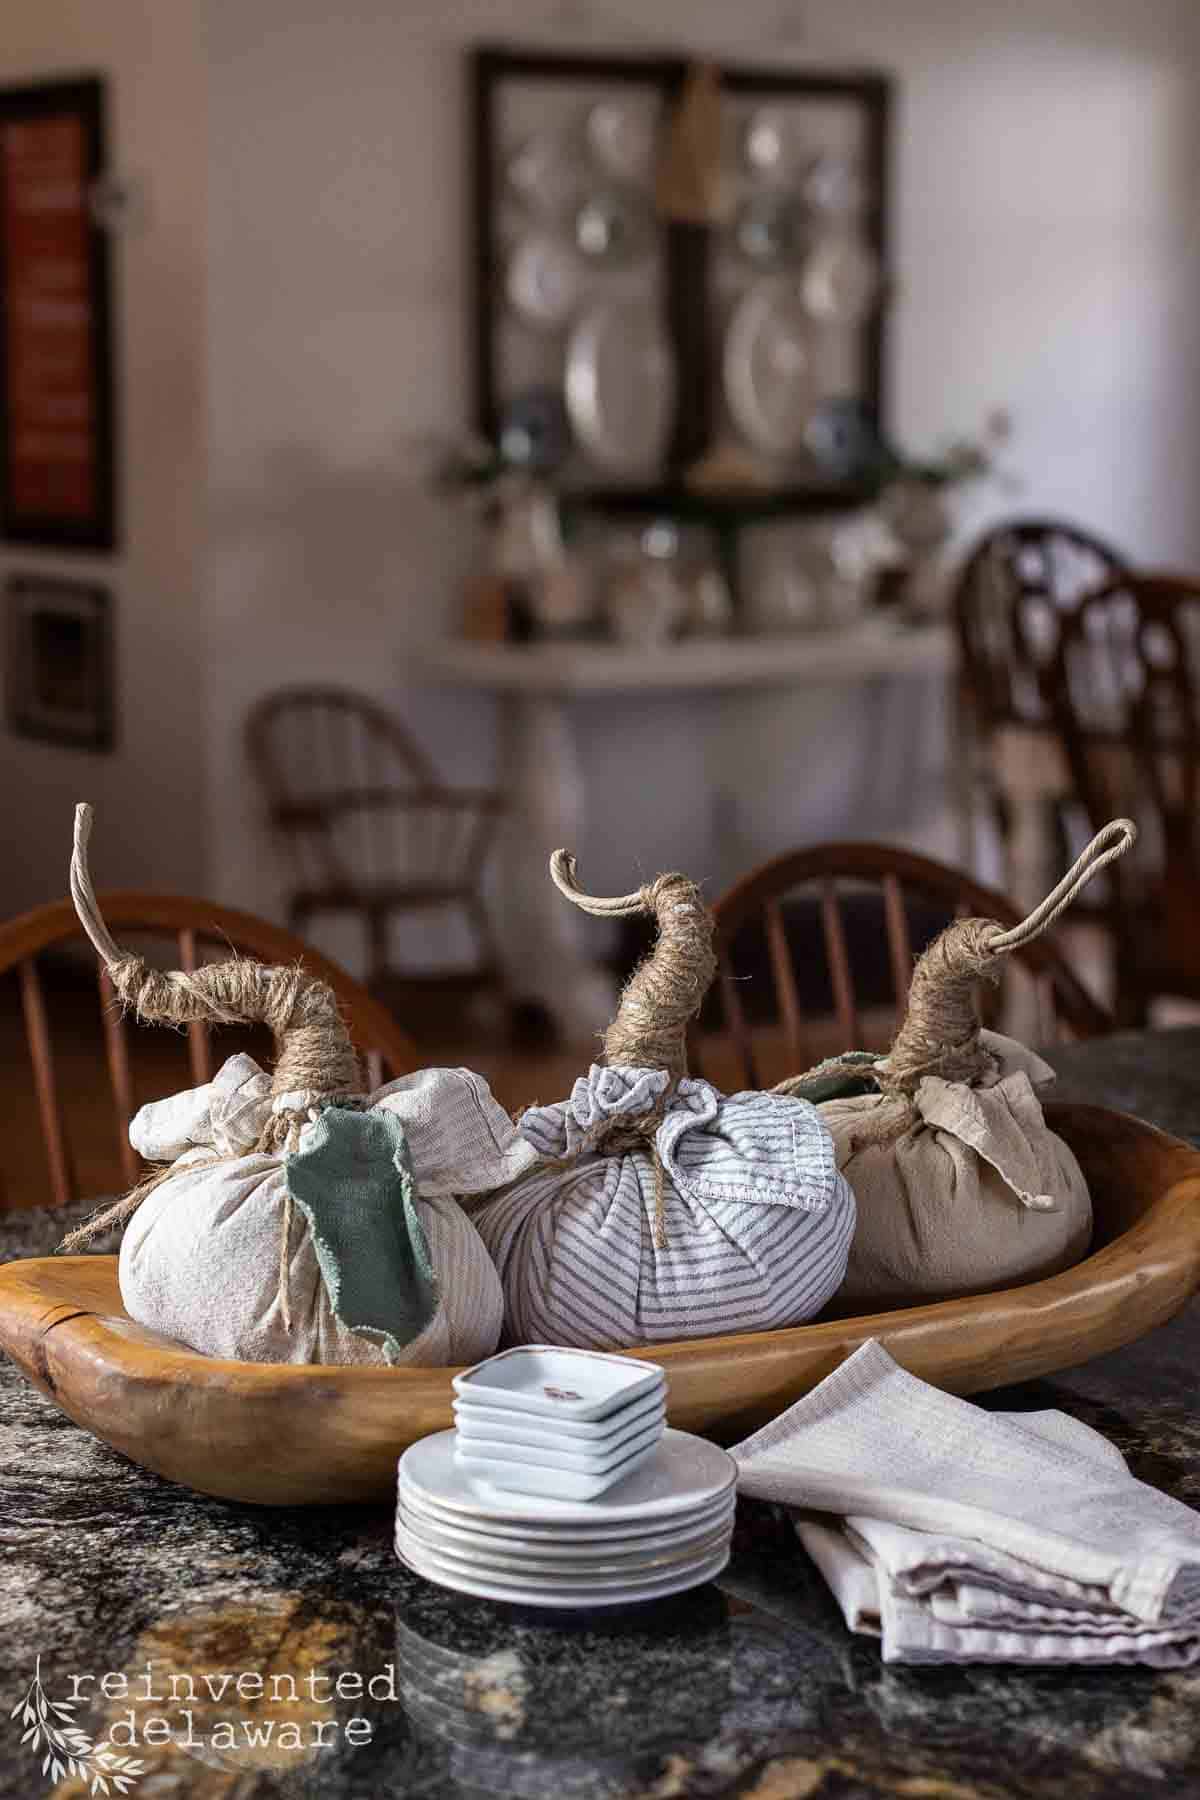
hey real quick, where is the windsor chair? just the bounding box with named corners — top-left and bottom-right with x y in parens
top-left (698, 841), bottom-right (1110, 1091)
top-left (246, 686), bottom-right (507, 1001)
top-left (0, 893), bottom-right (418, 1212)
top-left (1044, 571), bottom-right (1200, 1020)
top-left (952, 518), bottom-right (1129, 903)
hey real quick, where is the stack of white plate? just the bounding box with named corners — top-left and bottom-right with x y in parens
top-left (395, 1429), bottom-right (737, 1609)
top-left (452, 1346), bottom-right (667, 1500)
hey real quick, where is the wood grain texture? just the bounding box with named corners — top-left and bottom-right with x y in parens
top-left (0, 1104), bottom-right (1197, 1506)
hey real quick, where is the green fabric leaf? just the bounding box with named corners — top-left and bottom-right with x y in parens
top-left (787, 1051), bottom-right (882, 1105)
top-left (285, 1108), bottom-right (437, 1364)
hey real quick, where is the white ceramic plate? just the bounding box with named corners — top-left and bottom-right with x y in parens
top-left (564, 300), bottom-right (675, 476)
top-left (452, 1415), bottom-right (663, 1475)
top-left (504, 235), bottom-right (580, 331)
top-left (395, 1530), bottom-right (731, 1609)
top-left (397, 1507), bottom-right (733, 1578)
top-left (573, 187), bottom-right (655, 268)
top-left (505, 132), bottom-right (581, 215)
top-left (585, 101), bottom-right (656, 185)
top-left (399, 1429), bottom-right (735, 1528)
top-left (724, 277), bottom-right (814, 457)
top-left (455, 1434), bottom-right (660, 1501)
top-left (452, 1389), bottom-right (666, 1448)
top-left (397, 1480), bottom-right (736, 1549)
top-left (453, 1345), bottom-right (664, 1422)
top-left (801, 236), bottom-right (879, 324)
top-left (396, 1518), bottom-right (729, 1594)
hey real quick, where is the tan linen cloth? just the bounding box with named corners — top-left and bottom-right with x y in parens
top-left (119, 1055), bottom-right (524, 1367)
top-left (822, 1031), bottom-right (1091, 1304)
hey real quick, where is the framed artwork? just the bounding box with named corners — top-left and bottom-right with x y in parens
top-left (6, 573), bottom-right (115, 750)
top-left (470, 46), bottom-right (890, 517)
top-left (0, 76), bottom-right (117, 551)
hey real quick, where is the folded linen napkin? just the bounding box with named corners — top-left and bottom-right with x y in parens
top-left (731, 1340), bottom-right (1200, 1664)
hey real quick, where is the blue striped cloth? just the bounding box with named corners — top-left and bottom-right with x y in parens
top-left (472, 1065), bottom-right (855, 1351)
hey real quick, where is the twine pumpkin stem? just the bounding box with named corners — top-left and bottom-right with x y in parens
top-left (548, 850), bottom-right (719, 1248)
top-left (70, 803), bottom-right (363, 1107)
top-left (777, 818), bottom-right (1137, 1107)
top-left (61, 804), bottom-right (366, 1307)
top-left (550, 849), bottom-right (716, 1078)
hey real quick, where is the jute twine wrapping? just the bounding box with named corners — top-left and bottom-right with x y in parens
top-left (773, 818), bottom-right (1137, 1149)
top-left (59, 804), bottom-right (367, 1328)
top-left (542, 851), bottom-right (717, 1247)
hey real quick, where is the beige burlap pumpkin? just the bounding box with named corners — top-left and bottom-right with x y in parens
top-left (777, 820), bottom-right (1136, 1307)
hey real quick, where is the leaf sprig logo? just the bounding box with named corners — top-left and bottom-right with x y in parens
top-left (11, 1658), bottom-right (144, 1796)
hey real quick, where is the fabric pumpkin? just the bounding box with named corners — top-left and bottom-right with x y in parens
top-left (62, 803), bottom-right (533, 1366)
top-left (776, 820), bottom-right (1136, 1307)
top-left (119, 1055), bottom-right (530, 1365)
top-left (471, 851), bottom-right (854, 1350)
top-left (797, 1032), bottom-right (1090, 1304)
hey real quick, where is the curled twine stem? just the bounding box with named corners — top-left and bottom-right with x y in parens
top-left (774, 818), bottom-right (1137, 1133)
top-left (60, 804), bottom-right (367, 1328)
top-left (548, 851), bottom-right (718, 1247)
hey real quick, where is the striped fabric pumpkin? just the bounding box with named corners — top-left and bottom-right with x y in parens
top-left (473, 1063), bottom-right (855, 1349)
top-left (471, 850), bottom-right (853, 1352)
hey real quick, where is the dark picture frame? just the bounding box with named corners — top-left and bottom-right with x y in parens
top-left (0, 76), bottom-right (117, 551)
top-left (6, 572), bottom-right (115, 750)
top-left (470, 45), bottom-right (890, 520)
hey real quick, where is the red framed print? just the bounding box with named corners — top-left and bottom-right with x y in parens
top-left (0, 77), bottom-right (116, 550)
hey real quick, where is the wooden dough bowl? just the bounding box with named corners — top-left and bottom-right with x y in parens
top-left (2, 1103), bottom-right (1200, 1507)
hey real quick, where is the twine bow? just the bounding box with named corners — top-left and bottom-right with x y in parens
top-left (59, 804), bottom-right (368, 1330)
top-left (774, 819), bottom-right (1137, 1140)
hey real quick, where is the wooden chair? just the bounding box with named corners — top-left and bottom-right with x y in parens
top-left (954, 518), bottom-right (1129, 732)
top-left (245, 686), bottom-right (507, 997)
top-left (0, 892), bottom-right (419, 1211)
top-left (1043, 571), bottom-right (1200, 1020)
top-left (698, 842), bottom-right (1111, 1091)
top-left (952, 519), bottom-right (1129, 902)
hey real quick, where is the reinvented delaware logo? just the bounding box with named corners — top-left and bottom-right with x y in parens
top-left (11, 1658), bottom-right (144, 1795)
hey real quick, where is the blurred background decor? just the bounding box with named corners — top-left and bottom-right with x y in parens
top-left (2, 0), bottom-right (1200, 1172)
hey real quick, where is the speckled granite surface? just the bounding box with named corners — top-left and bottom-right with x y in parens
top-left (2, 1031), bottom-right (1200, 1799)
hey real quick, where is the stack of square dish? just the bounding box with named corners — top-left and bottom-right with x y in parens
top-left (394, 1347), bottom-right (737, 1608)
top-left (453, 1346), bottom-right (666, 1499)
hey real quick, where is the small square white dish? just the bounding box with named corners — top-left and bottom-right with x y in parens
top-left (454, 1434), bottom-right (660, 1501)
top-left (452, 1345), bottom-right (664, 1423)
top-left (453, 1392), bottom-right (666, 1453)
top-left (453, 1415), bottom-right (663, 1477)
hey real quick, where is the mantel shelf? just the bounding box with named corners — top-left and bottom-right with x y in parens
top-left (412, 618), bottom-right (954, 696)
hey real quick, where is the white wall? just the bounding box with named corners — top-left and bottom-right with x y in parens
top-left (0, 0), bottom-right (208, 917)
top-left (199, 0), bottom-right (1200, 949)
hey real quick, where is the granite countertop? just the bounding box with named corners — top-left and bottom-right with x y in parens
top-left (3, 1030), bottom-right (1200, 1800)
